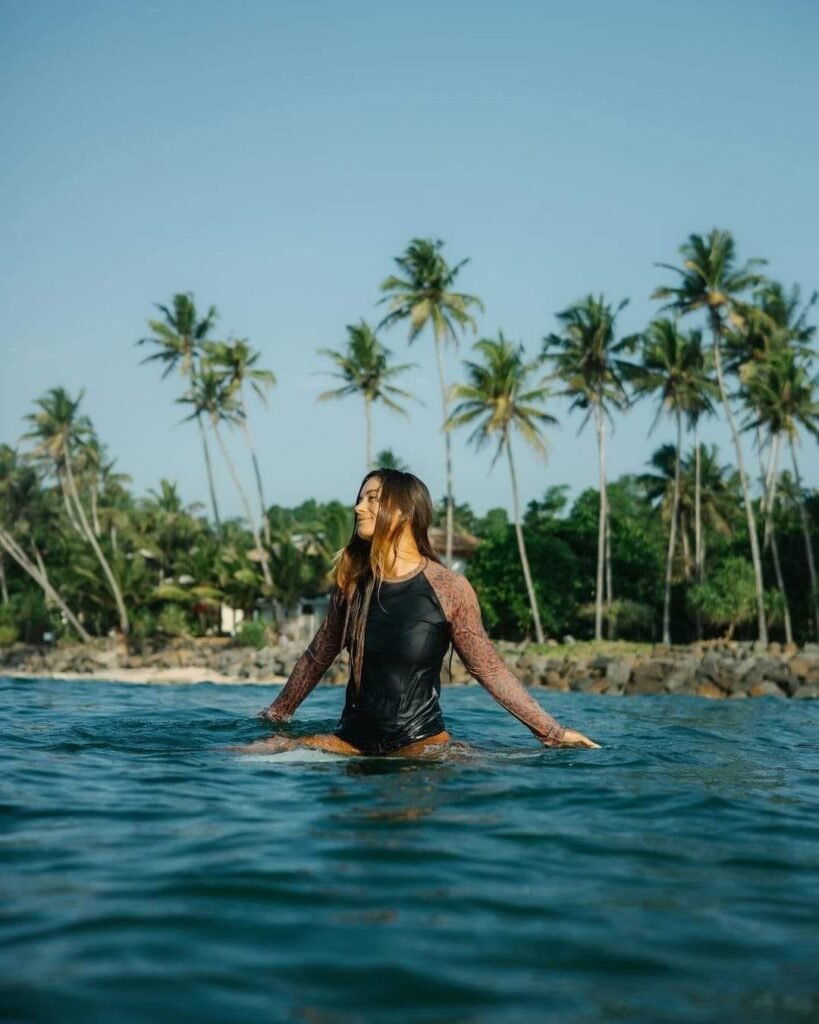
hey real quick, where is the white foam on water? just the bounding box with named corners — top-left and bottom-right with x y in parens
top-left (241, 748), bottom-right (349, 763)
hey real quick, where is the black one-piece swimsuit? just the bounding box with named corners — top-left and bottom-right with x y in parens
top-left (334, 572), bottom-right (450, 755)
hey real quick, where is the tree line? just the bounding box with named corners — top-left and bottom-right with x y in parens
top-left (0, 229), bottom-right (816, 648)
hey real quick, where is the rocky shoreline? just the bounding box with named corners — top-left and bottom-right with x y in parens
top-left (2, 636), bottom-right (818, 699)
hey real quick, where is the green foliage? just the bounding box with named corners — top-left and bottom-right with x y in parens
top-left (156, 603), bottom-right (191, 637)
top-left (688, 557), bottom-right (758, 636)
top-left (232, 619), bottom-right (268, 649)
top-left (467, 526), bottom-right (580, 640)
top-left (131, 608), bottom-right (158, 639)
top-left (0, 624), bottom-right (19, 647)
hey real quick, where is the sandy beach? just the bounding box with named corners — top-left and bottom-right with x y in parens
top-left (4, 666), bottom-right (287, 686)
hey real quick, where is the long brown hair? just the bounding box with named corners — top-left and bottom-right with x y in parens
top-left (333, 469), bottom-right (441, 692)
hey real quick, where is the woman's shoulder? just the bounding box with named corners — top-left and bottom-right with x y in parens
top-left (422, 559), bottom-right (475, 608)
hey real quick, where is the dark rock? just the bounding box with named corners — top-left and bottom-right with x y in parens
top-left (749, 680), bottom-right (786, 698)
top-left (605, 660), bottom-right (632, 687)
top-left (665, 667), bottom-right (696, 693)
top-left (628, 671), bottom-right (667, 695)
top-left (543, 670), bottom-right (569, 691)
top-left (696, 681), bottom-right (726, 700)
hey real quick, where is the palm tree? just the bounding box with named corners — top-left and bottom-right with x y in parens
top-left (138, 293), bottom-right (222, 529)
top-left (177, 370), bottom-right (274, 593)
top-left (653, 229), bottom-right (770, 643)
top-left (317, 321), bottom-right (417, 469)
top-left (543, 294), bottom-right (638, 640)
top-left (727, 281), bottom-right (816, 538)
top-left (447, 334), bottom-right (557, 643)
top-left (629, 320), bottom-right (718, 643)
top-left (0, 445), bottom-right (91, 641)
top-left (139, 479), bottom-right (204, 584)
top-left (203, 338), bottom-right (276, 544)
top-left (379, 238), bottom-right (484, 565)
top-left (21, 388), bottom-right (129, 635)
top-left (742, 344), bottom-right (819, 640)
top-left (683, 444), bottom-right (741, 581)
top-left (374, 448), bottom-right (409, 471)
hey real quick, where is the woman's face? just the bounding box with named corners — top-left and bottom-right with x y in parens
top-left (354, 477), bottom-right (382, 540)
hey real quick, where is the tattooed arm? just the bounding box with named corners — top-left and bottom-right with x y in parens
top-left (259, 587), bottom-right (346, 722)
top-left (448, 575), bottom-right (598, 748)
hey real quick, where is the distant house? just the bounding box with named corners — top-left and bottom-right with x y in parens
top-left (428, 527), bottom-right (481, 576)
top-left (246, 530), bottom-right (481, 638)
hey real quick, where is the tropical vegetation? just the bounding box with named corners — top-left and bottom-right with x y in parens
top-left (1, 229), bottom-right (817, 651)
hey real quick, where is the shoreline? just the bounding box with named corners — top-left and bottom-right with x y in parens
top-left (2, 638), bottom-right (819, 698)
top-left (2, 667), bottom-right (287, 686)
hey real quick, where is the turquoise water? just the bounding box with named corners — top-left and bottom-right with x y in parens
top-left (1, 677), bottom-right (817, 1024)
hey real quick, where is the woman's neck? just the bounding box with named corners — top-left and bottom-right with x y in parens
top-left (379, 530), bottom-right (424, 580)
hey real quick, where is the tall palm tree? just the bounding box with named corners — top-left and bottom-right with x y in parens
top-left (177, 370), bottom-right (274, 593)
top-left (138, 293), bottom-right (222, 530)
top-left (0, 444), bottom-right (91, 641)
top-left (543, 294), bottom-right (638, 640)
top-left (374, 448), bottom-right (409, 471)
top-left (727, 281), bottom-right (816, 537)
top-left (204, 338), bottom-right (276, 544)
top-left (317, 321), bottom-right (417, 469)
top-left (653, 229), bottom-right (770, 643)
top-left (742, 344), bottom-right (819, 640)
top-left (22, 388), bottom-right (130, 635)
top-left (379, 238), bottom-right (484, 565)
top-left (447, 334), bottom-right (557, 643)
top-left (681, 444), bottom-right (741, 581)
top-left (629, 320), bottom-right (718, 643)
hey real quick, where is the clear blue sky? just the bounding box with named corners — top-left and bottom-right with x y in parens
top-left (2, 0), bottom-right (817, 518)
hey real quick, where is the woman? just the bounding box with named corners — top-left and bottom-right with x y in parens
top-left (242, 469), bottom-right (600, 757)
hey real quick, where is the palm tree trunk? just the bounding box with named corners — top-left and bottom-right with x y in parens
top-left (506, 435), bottom-right (545, 644)
top-left (709, 316), bottom-right (767, 644)
top-left (196, 412), bottom-right (221, 532)
top-left (605, 504), bottom-right (614, 640)
top-left (90, 481), bottom-right (102, 538)
top-left (63, 455), bottom-right (130, 636)
top-left (789, 436), bottom-right (819, 639)
top-left (662, 412), bottom-right (683, 645)
top-left (694, 430), bottom-right (703, 639)
top-left (212, 422), bottom-right (274, 591)
top-left (764, 434), bottom-right (792, 644)
top-left (594, 402), bottom-right (607, 642)
top-left (756, 424), bottom-right (770, 542)
top-left (364, 395), bottom-right (373, 470)
top-left (681, 516), bottom-right (692, 580)
top-left (239, 410), bottom-right (270, 546)
top-left (0, 553), bottom-right (8, 604)
top-left (433, 336), bottom-right (454, 566)
top-left (0, 529), bottom-right (92, 642)
top-left (60, 476), bottom-right (83, 535)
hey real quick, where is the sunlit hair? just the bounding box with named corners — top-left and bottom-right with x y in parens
top-left (332, 468), bottom-right (441, 692)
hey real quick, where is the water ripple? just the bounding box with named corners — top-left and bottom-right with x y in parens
top-left (1, 676), bottom-right (818, 1024)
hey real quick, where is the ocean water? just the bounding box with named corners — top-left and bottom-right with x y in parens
top-left (1, 676), bottom-right (817, 1024)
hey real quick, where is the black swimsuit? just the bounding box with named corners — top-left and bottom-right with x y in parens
top-left (334, 572), bottom-right (449, 754)
top-left (266, 558), bottom-right (566, 751)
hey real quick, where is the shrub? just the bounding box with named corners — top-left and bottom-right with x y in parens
top-left (688, 557), bottom-right (759, 638)
top-left (156, 604), bottom-right (191, 638)
top-left (0, 624), bottom-right (19, 647)
top-left (232, 620), bottom-right (268, 649)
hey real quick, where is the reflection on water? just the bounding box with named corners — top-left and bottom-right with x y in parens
top-left (1, 676), bottom-right (818, 1024)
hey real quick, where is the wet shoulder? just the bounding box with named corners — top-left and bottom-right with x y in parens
top-left (421, 560), bottom-right (473, 622)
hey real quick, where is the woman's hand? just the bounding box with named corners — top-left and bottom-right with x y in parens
top-left (256, 706), bottom-right (287, 724)
top-left (554, 728), bottom-right (601, 749)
